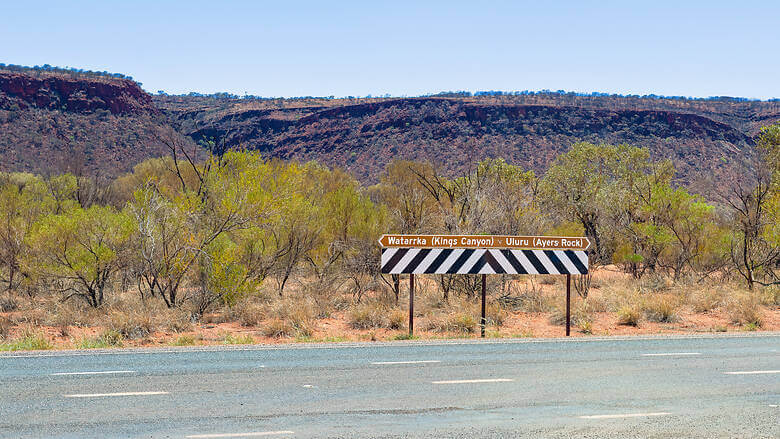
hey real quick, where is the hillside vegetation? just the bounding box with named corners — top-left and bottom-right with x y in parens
top-left (1, 123), bottom-right (778, 348)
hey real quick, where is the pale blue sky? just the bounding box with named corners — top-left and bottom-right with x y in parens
top-left (3, 1), bottom-right (778, 98)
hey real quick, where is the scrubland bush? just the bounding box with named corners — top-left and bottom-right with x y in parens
top-left (617, 305), bottom-right (641, 326)
top-left (171, 334), bottom-right (197, 346)
top-left (0, 296), bottom-right (17, 312)
top-left (641, 294), bottom-right (679, 323)
top-left (688, 288), bottom-right (724, 313)
top-left (348, 304), bottom-right (388, 329)
top-left (108, 310), bottom-right (155, 339)
top-left (0, 329), bottom-right (52, 351)
top-left (549, 300), bottom-right (594, 327)
top-left (77, 330), bottom-right (123, 349)
top-left (222, 333), bottom-right (255, 344)
top-left (726, 293), bottom-right (763, 327)
top-left (0, 315), bottom-right (10, 339)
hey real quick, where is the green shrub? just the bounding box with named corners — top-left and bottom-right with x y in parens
top-left (76, 330), bottom-right (124, 349)
top-left (171, 334), bottom-right (196, 346)
top-left (222, 333), bottom-right (255, 345)
top-left (0, 330), bottom-right (52, 351)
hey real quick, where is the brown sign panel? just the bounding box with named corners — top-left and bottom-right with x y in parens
top-left (378, 234), bottom-right (591, 250)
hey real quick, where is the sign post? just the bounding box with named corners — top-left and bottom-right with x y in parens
top-left (409, 273), bottom-right (415, 336)
top-left (379, 234), bottom-right (590, 337)
top-left (481, 274), bottom-right (487, 338)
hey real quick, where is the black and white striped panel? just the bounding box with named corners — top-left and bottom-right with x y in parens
top-left (381, 248), bottom-right (588, 274)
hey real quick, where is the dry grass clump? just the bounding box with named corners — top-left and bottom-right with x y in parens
top-left (0, 315), bottom-right (10, 340)
top-left (759, 286), bottom-right (779, 307)
top-left (639, 273), bottom-right (672, 293)
top-left (108, 309), bottom-right (155, 339)
top-left (688, 288), bottom-right (724, 313)
top-left (226, 299), bottom-right (266, 327)
top-left (348, 304), bottom-right (388, 329)
top-left (617, 305), bottom-right (641, 326)
top-left (0, 295), bottom-right (18, 312)
top-left (641, 294), bottom-right (679, 323)
top-left (499, 280), bottom-right (555, 312)
top-left (426, 312), bottom-right (477, 334)
top-left (261, 319), bottom-right (296, 338)
top-left (726, 292), bottom-right (763, 327)
top-left (262, 297), bottom-right (315, 338)
top-left (549, 299), bottom-right (595, 328)
top-left (347, 303), bottom-right (407, 330)
top-left (76, 330), bottom-right (124, 349)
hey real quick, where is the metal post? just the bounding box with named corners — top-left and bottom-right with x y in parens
top-left (409, 273), bottom-right (415, 336)
top-left (566, 274), bottom-right (571, 337)
top-left (481, 274), bottom-right (487, 338)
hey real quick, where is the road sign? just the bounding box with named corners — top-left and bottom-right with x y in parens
top-left (380, 248), bottom-right (588, 275)
top-left (378, 234), bottom-right (590, 251)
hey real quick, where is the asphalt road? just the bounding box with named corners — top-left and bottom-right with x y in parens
top-left (1, 334), bottom-right (778, 438)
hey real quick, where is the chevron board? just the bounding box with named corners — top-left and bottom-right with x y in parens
top-left (381, 248), bottom-right (588, 275)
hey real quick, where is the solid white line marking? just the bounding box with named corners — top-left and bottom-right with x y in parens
top-left (641, 353), bottom-right (701, 357)
top-left (64, 391), bottom-right (169, 398)
top-left (724, 370), bottom-right (780, 375)
top-left (185, 432), bottom-right (294, 438)
top-left (579, 412), bottom-right (672, 419)
top-left (432, 378), bottom-right (513, 384)
top-left (371, 360), bottom-right (441, 365)
top-left (51, 370), bottom-right (135, 376)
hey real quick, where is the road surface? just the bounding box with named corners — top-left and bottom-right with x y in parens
top-left (1, 333), bottom-right (778, 438)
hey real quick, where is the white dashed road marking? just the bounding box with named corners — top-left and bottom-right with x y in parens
top-left (579, 412), bottom-right (672, 419)
top-left (185, 431), bottom-right (294, 438)
top-left (51, 370), bottom-right (135, 376)
top-left (641, 353), bottom-right (701, 357)
top-left (371, 360), bottom-right (441, 365)
top-left (432, 378), bottom-right (513, 384)
top-left (724, 370), bottom-right (780, 375)
top-left (64, 391), bottom-right (169, 398)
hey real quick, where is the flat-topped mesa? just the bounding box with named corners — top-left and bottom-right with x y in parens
top-left (0, 70), bottom-right (158, 115)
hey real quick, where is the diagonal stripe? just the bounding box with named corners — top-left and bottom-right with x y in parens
top-left (501, 250), bottom-right (528, 274)
top-left (382, 248), bottom-right (408, 273)
top-left (448, 249), bottom-right (475, 273)
top-left (425, 249), bottom-right (453, 273)
top-left (513, 250), bottom-right (537, 274)
top-left (390, 249), bottom-right (418, 274)
top-left (461, 250), bottom-right (485, 274)
top-left (436, 249), bottom-right (465, 273)
top-left (468, 254), bottom-right (488, 274)
top-left (483, 250), bottom-right (505, 273)
top-left (493, 250), bottom-right (516, 273)
top-left (554, 250), bottom-right (580, 274)
top-left (532, 250), bottom-right (558, 274)
top-left (520, 250), bottom-right (546, 274)
top-left (416, 248), bottom-right (443, 272)
top-left (402, 248), bottom-right (431, 273)
top-left (544, 250), bottom-right (567, 274)
top-left (566, 250), bottom-right (588, 274)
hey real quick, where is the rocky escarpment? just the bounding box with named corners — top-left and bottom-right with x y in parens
top-left (0, 71), bottom-right (157, 115)
top-left (169, 97), bottom-right (758, 188)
